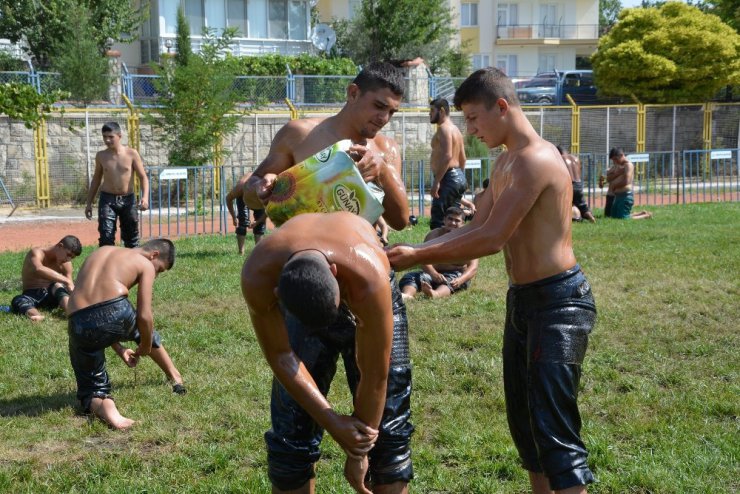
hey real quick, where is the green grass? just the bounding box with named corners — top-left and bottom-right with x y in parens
top-left (1, 203), bottom-right (738, 493)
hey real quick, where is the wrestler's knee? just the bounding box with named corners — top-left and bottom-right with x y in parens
top-left (265, 430), bottom-right (320, 491)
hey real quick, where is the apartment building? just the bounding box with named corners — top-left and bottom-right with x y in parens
top-left (315, 0), bottom-right (598, 77)
top-left (117, 0), bottom-right (316, 72)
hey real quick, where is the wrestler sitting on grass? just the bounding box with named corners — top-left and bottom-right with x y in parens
top-left (10, 235), bottom-right (81, 322)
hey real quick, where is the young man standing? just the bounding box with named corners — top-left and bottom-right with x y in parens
top-left (428, 98), bottom-right (467, 229)
top-left (225, 172), bottom-right (266, 254)
top-left (243, 212), bottom-right (412, 494)
top-left (242, 62), bottom-right (413, 494)
top-left (11, 235), bottom-right (81, 322)
top-left (66, 239), bottom-right (185, 430)
top-left (399, 207), bottom-right (478, 300)
top-left (557, 145), bottom-right (596, 223)
top-left (85, 122), bottom-right (150, 248)
top-left (387, 68), bottom-right (597, 494)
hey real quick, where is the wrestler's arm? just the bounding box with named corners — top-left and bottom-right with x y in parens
top-left (388, 155), bottom-right (543, 268)
top-left (454, 258), bottom-right (479, 286)
top-left (133, 261), bottom-right (155, 357)
top-left (242, 266), bottom-right (378, 458)
top-left (350, 274), bottom-right (393, 431)
top-left (61, 260), bottom-right (75, 291)
top-left (243, 123), bottom-right (301, 209)
top-left (28, 249), bottom-right (73, 286)
top-left (131, 149), bottom-right (149, 211)
top-left (85, 155), bottom-right (104, 219)
top-left (225, 185), bottom-right (239, 223)
top-left (376, 136), bottom-right (409, 230)
top-left (420, 229), bottom-right (446, 281)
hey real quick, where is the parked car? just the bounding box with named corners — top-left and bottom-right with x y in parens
top-left (517, 70), bottom-right (598, 105)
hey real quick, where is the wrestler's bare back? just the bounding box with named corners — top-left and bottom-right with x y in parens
top-left (67, 247), bottom-right (151, 313)
top-left (243, 212), bottom-right (389, 306)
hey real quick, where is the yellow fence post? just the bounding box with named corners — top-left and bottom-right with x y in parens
top-left (285, 98), bottom-right (298, 120)
top-left (122, 94), bottom-right (142, 196)
top-left (33, 117), bottom-right (50, 208)
top-left (703, 103), bottom-right (713, 177)
top-left (213, 133), bottom-right (223, 198)
top-left (566, 95), bottom-right (580, 155)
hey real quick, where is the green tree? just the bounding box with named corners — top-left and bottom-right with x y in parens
top-left (600, 0), bottom-right (622, 33)
top-left (591, 2), bottom-right (740, 103)
top-left (0, 83), bottom-right (68, 128)
top-left (334, 0), bottom-right (456, 68)
top-left (174, 6), bottom-right (193, 67)
top-left (701, 0), bottom-right (740, 31)
top-left (0, 0), bottom-right (147, 69)
top-left (147, 16), bottom-right (242, 167)
top-left (52, 4), bottom-right (110, 106)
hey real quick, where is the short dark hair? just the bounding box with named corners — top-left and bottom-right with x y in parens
top-left (102, 121), bottom-right (122, 134)
top-left (609, 147), bottom-right (624, 159)
top-left (142, 238), bottom-right (176, 269)
top-left (482, 178), bottom-right (490, 189)
top-left (445, 206), bottom-right (464, 219)
top-left (352, 61), bottom-right (405, 97)
top-left (453, 67), bottom-right (519, 110)
top-left (59, 235), bottom-right (82, 256)
top-left (278, 254), bottom-right (339, 329)
top-left (556, 145), bottom-right (565, 154)
top-left (430, 98), bottom-right (450, 114)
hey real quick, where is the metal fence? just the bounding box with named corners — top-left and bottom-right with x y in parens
top-left (1, 105), bottom-right (738, 216)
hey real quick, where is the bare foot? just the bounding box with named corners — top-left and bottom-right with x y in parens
top-left (91, 397), bottom-right (135, 430)
top-left (28, 314), bottom-right (45, 322)
top-left (420, 281), bottom-right (437, 298)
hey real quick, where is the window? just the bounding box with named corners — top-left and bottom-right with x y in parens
top-left (289, 0), bottom-right (308, 40)
top-left (161, 1), bottom-right (179, 35)
top-left (497, 4), bottom-right (518, 26)
top-left (249, 0), bottom-right (268, 38)
top-left (269, 0), bottom-right (288, 38)
top-left (461, 3), bottom-right (478, 27)
top-left (538, 53), bottom-right (557, 72)
top-left (204, 0), bottom-right (226, 30)
top-left (228, 0), bottom-right (248, 37)
top-left (184, 0), bottom-right (204, 31)
top-left (496, 55), bottom-right (518, 76)
top-left (540, 4), bottom-right (559, 37)
top-left (472, 54), bottom-right (489, 70)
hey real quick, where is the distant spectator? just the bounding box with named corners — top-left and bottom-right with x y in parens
top-left (557, 145), bottom-right (595, 223)
top-left (399, 207), bottom-right (478, 300)
top-left (84, 122), bottom-right (149, 248)
top-left (606, 148), bottom-right (652, 220)
top-left (10, 235), bottom-right (81, 322)
top-left (225, 172), bottom-right (266, 254)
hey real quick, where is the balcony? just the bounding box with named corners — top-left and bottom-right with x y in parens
top-left (496, 24), bottom-right (599, 44)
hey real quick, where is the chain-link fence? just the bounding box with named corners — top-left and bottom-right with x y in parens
top-left (1, 104), bottom-right (738, 213)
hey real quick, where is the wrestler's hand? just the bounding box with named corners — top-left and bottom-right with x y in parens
top-left (66, 279), bottom-right (75, 293)
top-left (85, 205), bottom-right (93, 220)
top-left (120, 348), bottom-right (140, 368)
top-left (431, 182), bottom-right (440, 199)
top-left (449, 278), bottom-right (462, 290)
top-left (328, 414), bottom-right (378, 460)
top-left (344, 456), bottom-right (371, 494)
top-left (134, 343), bottom-right (151, 358)
top-left (385, 244), bottom-right (418, 271)
top-left (232, 216), bottom-right (238, 227)
top-left (138, 198), bottom-right (149, 211)
top-left (430, 272), bottom-right (446, 285)
top-left (348, 144), bottom-right (382, 183)
top-left (598, 175), bottom-right (605, 188)
top-left (255, 173), bottom-right (277, 205)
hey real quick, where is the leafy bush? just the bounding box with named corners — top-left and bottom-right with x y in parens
top-left (0, 52), bottom-right (26, 71)
top-left (0, 82), bottom-right (68, 128)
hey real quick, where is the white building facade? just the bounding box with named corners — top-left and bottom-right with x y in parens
top-left (315, 0), bottom-right (599, 77)
top-left (116, 0), bottom-right (315, 72)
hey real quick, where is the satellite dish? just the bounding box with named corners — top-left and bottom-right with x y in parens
top-left (311, 24), bottom-right (336, 53)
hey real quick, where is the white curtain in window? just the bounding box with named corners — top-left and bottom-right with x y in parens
top-left (249, 0), bottom-right (268, 38)
top-left (161, 1), bottom-right (179, 35)
top-left (184, 0), bottom-right (204, 32)
top-left (205, 0), bottom-right (227, 30)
